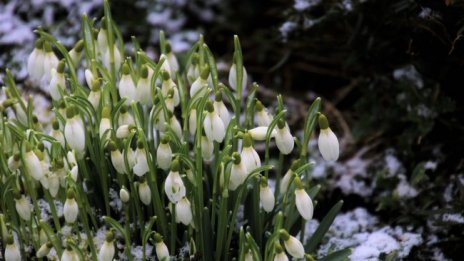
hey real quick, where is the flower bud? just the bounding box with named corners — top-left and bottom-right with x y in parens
top-left (274, 242), bottom-right (289, 261)
top-left (280, 229), bottom-right (305, 258)
top-left (99, 110), bottom-right (112, 140)
top-left (120, 187), bottom-right (130, 203)
top-left (109, 142), bottom-right (126, 174)
top-left (64, 189), bottom-right (78, 224)
top-left (138, 180), bottom-right (152, 205)
top-left (42, 42), bottom-right (59, 81)
top-left (244, 249), bottom-right (253, 261)
top-left (88, 80), bottom-right (102, 110)
top-left (255, 100), bottom-right (273, 126)
top-left (64, 107), bottom-right (86, 156)
top-left (154, 233), bottom-right (169, 260)
top-left (49, 61), bottom-right (66, 101)
top-left (175, 197), bottom-right (193, 226)
top-left (48, 173), bottom-right (60, 198)
top-left (136, 65), bottom-right (153, 106)
top-left (294, 177), bottom-right (313, 220)
top-left (188, 109), bottom-right (197, 136)
top-left (5, 235), bottom-right (21, 261)
top-left (119, 63), bottom-right (137, 105)
top-left (259, 177), bottom-right (275, 212)
top-left (133, 142), bottom-right (149, 177)
top-left (50, 120), bottom-right (66, 147)
top-left (61, 244), bottom-right (79, 261)
top-left (190, 65), bottom-right (209, 97)
top-left (275, 121), bottom-right (294, 155)
top-left (166, 43), bottom-right (179, 75)
top-left (201, 134), bottom-right (214, 161)
top-left (7, 154), bottom-right (21, 172)
top-left (240, 133), bottom-right (261, 172)
top-left (164, 160), bottom-right (186, 203)
top-left (103, 44), bottom-right (121, 72)
top-left (249, 127), bottom-right (276, 141)
top-left (156, 136), bottom-right (172, 170)
top-left (36, 242), bottom-right (53, 258)
top-left (68, 39), bottom-right (83, 66)
top-left (228, 63), bottom-right (247, 91)
top-left (24, 146), bottom-right (44, 181)
top-left (28, 39), bottom-right (45, 82)
top-left (98, 231), bottom-right (115, 261)
top-left (214, 92), bottom-right (231, 127)
top-left (118, 105), bottom-right (134, 126)
top-left (14, 193), bottom-right (31, 221)
top-left (116, 124), bottom-right (134, 139)
top-left (228, 153), bottom-right (248, 191)
top-left (204, 101), bottom-right (225, 143)
top-left (85, 69), bottom-right (95, 88)
top-left (159, 54), bottom-right (172, 78)
top-left (317, 114), bottom-right (339, 161)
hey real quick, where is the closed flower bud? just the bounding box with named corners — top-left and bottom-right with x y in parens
top-left (97, 24), bottom-right (108, 54)
top-left (157, 136), bottom-right (172, 170)
top-left (187, 53), bottom-right (200, 84)
top-left (214, 92), bottom-right (231, 127)
top-left (24, 145), bottom-right (44, 181)
top-left (275, 121), bottom-right (294, 155)
top-left (255, 100), bottom-right (273, 126)
top-left (228, 63), bottom-right (247, 91)
top-left (118, 105), bottom-right (134, 126)
top-left (50, 120), bottom-right (66, 147)
top-left (169, 113), bottom-right (183, 140)
top-left (88, 80), bottom-right (101, 110)
top-left (166, 43), bottom-right (179, 75)
top-left (133, 142), bottom-right (149, 177)
top-left (274, 242), bottom-right (289, 261)
top-left (159, 54), bottom-right (172, 78)
top-left (49, 61), bottom-right (66, 101)
top-left (108, 142), bottom-right (125, 174)
top-left (42, 42), bottom-right (59, 81)
top-left (61, 244), bottom-right (79, 261)
top-left (7, 154), bottom-right (21, 172)
top-left (70, 165), bottom-right (79, 182)
top-left (294, 177), bottom-right (314, 220)
top-left (85, 69), bottom-right (95, 88)
top-left (190, 65), bottom-right (209, 97)
top-left (98, 231), bottom-right (115, 261)
top-left (260, 177), bottom-right (275, 212)
top-left (317, 114), bottom-right (339, 161)
top-left (28, 39), bottom-right (45, 82)
top-left (228, 153), bottom-right (248, 191)
top-left (280, 160), bottom-right (300, 193)
top-left (120, 186), bottom-right (130, 203)
top-left (116, 124), bottom-right (134, 139)
top-left (136, 65), bottom-right (153, 106)
top-left (5, 235), bottom-right (21, 261)
top-left (103, 44), bottom-right (121, 72)
top-left (68, 40), bottom-right (83, 66)
top-left (64, 190), bottom-right (78, 224)
top-left (280, 229), bottom-right (305, 258)
top-left (249, 127), bottom-right (276, 141)
top-left (99, 107), bottom-right (112, 140)
top-left (13, 102), bottom-right (28, 125)
top-left (64, 107), bottom-right (86, 156)
top-left (48, 173), bottom-right (60, 197)
top-left (138, 180), bottom-right (152, 205)
top-left (119, 63), bottom-right (137, 105)
top-left (36, 242), bottom-right (53, 258)
top-left (154, 233), bottom-right (169, 260)
top-left (175, 197), bottom-right (193, 226)
top-left (240, 133), bottom-right (261, 172)
top-left (164, 160), bottom-right (186, 203)
top-left (201, 134), bottom-right (214, 161)
top-left (204, 101), bottom-right (225, 143)
top-left (14, 193), bottom-right (31, 221)
top-left (188, 109), bottom-right (197, 136)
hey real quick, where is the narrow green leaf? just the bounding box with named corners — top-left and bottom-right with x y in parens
top-left (306, 200), bottom-right (343, 253)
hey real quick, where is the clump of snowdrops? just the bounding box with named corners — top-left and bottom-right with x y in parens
top-left (0, 1), bottom-right (346, 260)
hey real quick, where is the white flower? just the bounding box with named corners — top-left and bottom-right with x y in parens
top-left (103, 45), bottom-right (121, 73)
top-left (70, 165), bottom-right (78, 182)
top-left (50, 120), bottom-right (66, 147)
top-left (318, 114), bottom-right (339, 161)
top-left (64, 108), bottom-right (86, 156)
top-left (7, 154), bottom-right (21, 172)
top-left (99, 114), bottom-right (112, 140)
top-left (118, 106), bottom-right (134, 126)
top-left (188, 109), bottom-right (197, 136)
top-left (201, 135), bottom-right (214, 161)
top-left (157, 137), bottom-right (172, 170)
top-left (169, 114), bottom-right (183, 140)
top-left (48, 173), bottom-right (60, 198)
top-left (249, 127), bottom-right (277, 141)
top-left (14, 194), bottom-right (31, 221)
top-left (49, 63), bottom-right (66, 101)
top-left (42, 42), bottom-right (59, 81)
top-left (138, 181), bottom-right (152, 205)
top-left (27, 39), bottom-right (45, 82)
top-left (164, 161), bottom-right (186, 203)
top-left (136, 65), bottom-right (153, 106)
top-left (175, 197), bottom-right (193, 226)
top-left (5, 236), bottom-right (21, 261)
top-left (133, 146), bottom-right (149, 177)
top-left (187, 53), bottom-right (200, 84)
top-left (244, 249), bottom-right (254, 261)
top-left (68, 40), bottom-right (83, 66)
top-left (274, 252), bottom-right (289, 261)
top-left (36, 242), bottom-right (52, 258)
top-left (97, 26), bottom-right (108, 54)
top-left (64, 190), bottom-right (78, 224)
top-left (204, 101), bottom-right (225, 143)
top-left (98, 232), bottom-right (115, 261)
top-left (255, 100), bottom-right (273, 126)
top-left (228, 153), bottom-right (248, 191)
top-left (85, 69), bottom-right (95, 88)
top-left (166, 44), bottom-right (179, 75)
top-left (154, 234), bottom-right (169, 260)
top-left (88, 85), bottom-right (101, 110)
top-left (25, 148), bottom-right (44, 181)
top-left (280, 169), bottom-right (293, 193)
top-left (120, 187), bottom-right (130, 203)
top-left (110, 145), bottom-right (126, 174)
top-left (116, 124), bottom-right (134, 139)
top-left (240, 134), bottom-right (261, 173)
top-left (281, 230), bottom-right (305, 258)
top-left (260, 178), bottom-right (275, 212)
top-left (190, 66), bottom-right (209, 97)
top-left (159, 54), bottom-right (172, 78)
top-left (295, 188), bottom-right (314, 220)
top-left (61, 246), bottom-right (79, 261)
top-left (228, 63), bottom-right (248, 91)
top-left (119, 63), bottom-right (137, 105)
top-left (214, 99), bottom-right (231, 127)
top-left (275, 122), bottom-right (294, 155)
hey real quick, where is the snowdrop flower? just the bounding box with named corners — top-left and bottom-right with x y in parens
top-left (108, 141), bottom-right (125, 174)
top-left (70, 165), bottom-right (79, 182)
top-left (249, 126), bottom-right (276, 141)
top-left (260, 177), bottom-right (275, 212)
top-left (214, 91), bottom-right (231, 127)
top-left (88, 79), bottom-right (102, 110)
top-left (201, 134), bottom-right (214, 161)
top-left (119, 62), bottom-right (137, 105)
top-left (255, 100), bottom-right (273, 126)
top-left (116, 124), bottom-right (135, 139)
top-left (97, 19), bottom-right (108, 54)
top-left (240, 133), bottom-right (261, 172)
top-left (185, 167), bottom-right (195, 186)
top-left (24, 143), bottom-right (44, 181)
top-left (190, 65), bottom-right (210, 97)
top-left (103, 44), bottom-right (121, 72)
top-left (280, 229), bottom-right (305, 258)
top-left (157, 136), bottom-right (172, 170)
top-left (168, 112), bottom-right (183, 140)
top-left (99, 106), bottom-right (112, 140)
top-left (49, 60), bottom-right (66, 101)
top-left (61, 244), bottom-right (79, 261)
top-left (28, 38), bottom-right (45, 82)
top-left (228, 60), bottom-right (248, 91)
top-left (175, 197), bottom-right (193, 226)
top-left (136, 65), bottom-right (153, 105)
top-left (4, 235), bottom-right (20, 261)
top-left (36, 242), bottom-right (52, 258)
top-left (68, 39), bottom-right (84, 66)
top-left (48, 172), bottom-right (60, 198)
top-left (138, 179), bottom-right (152, 205)
top-left (228, 153), bottom-right (248, 191)
top-left (64, 106), bottom-right (86, 156)
top-left (64, 189), bottom-right (79, 224)
top-left (294, 177), bottom-right (314, 220)
top-left (204, 101), bottom-right (225, 143)
top-left (244, 249), bottom-right (253, 261)
top-left (120, 186), bottom-right (130, 203)
top-left (7, 153), bottom-right (21, 172)
top-left (118, 105), bottom-right (134, 126)
top-left (14, 192), bottom-right (31, 221)
top-left (85, 69), bottom-right (95, 88)
top-left (275, 120), bottom-right (294, 155)
top-left (133, 140), bottom-right (150, 177)
top-left (317, 113), bottom-right (339, 161)
top-left (13, 102), bottom-right (28, 126)
top-left (42, 41), bottom-right (59, 81)
top-left (187, 53), bottom-right (200, 85)
top-left (161, 70), bottom-right (180, 106)
top-left (50, 120), bottom-right (66, 147)
top-left (159, 54), bottom-right (172, 78)
top-left (154, 233), bottom-right (169, 260)
top-left (164, 160), bottom-right (186, 203)
top-left (98, 231), bottom-right (115, 261)
top-left (166, 43), bottom-right (179, 75)
top-left (280, 160), bottom-right (299, 193)
top-left (188, 109), bottom-right (197, 136)
top-left (274, 242), bottom-right (289, 261)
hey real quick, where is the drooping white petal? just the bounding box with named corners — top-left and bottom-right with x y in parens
top-left (111, 150), bottom-right (126, 174)
top-left (201, 136), bottom-right (214, 161)
top-left (283, 235), bottom-right (305, 258)
top-left (318, 128), bottom-right (339, 161)
top-left (228, 64), bottom-right (248, 91)
top-left (98, 240), bottom-right (115, 261)
top-left (175, 197), bottom-right (192, 226)
top-left (64, 117), bottom-right (86, 156)
top-left (275, 125), bottom-right (294, 155)
top-left (228, 162), bottom-right (248, 191)
top-left (155, 241), bottom-right (169, 260)
top-left (295, 188), bottom-right (314, 220)
top-left (99, 118), bottom-right (112, 140)
top-left (49, 68), bottom-right (66, 101)
top-left (240, 146), bottom-right (261, 173)
top-left (164, 171), bottom-right (186, 203)
top-left (118, 74), bottom-right (137, 105)
top-left (138, 182), bottom-right (152, 205)
top-left (15, 196), bottom-right (31, 221)
top-left (5, 243), bottom-right (21, 261)
top-left (25, 151), bottom-right (44, 181)
top-left (214, 101), bottom-right (231, 127)
top-left (249, 127), bottom-right (277, 141)
top-left (63, 198), bottom-right (78, 223)
top-left (156, 143), bottom-right (172, 171)
top-left (204, 112), bottom-right (225, 143)
top-left (280, 169), bottom-right (293, 193)
top-left (188, 109), bottom-right (197, 136)
top-left (274, 252), bottom-right (289, 261)
top-left (190, 77), bottom-right (208, 97)
top-left (28, 48), bottom-right (44, 82)
top-left (260, 185), bottom-right (275, 212)
top-left (133, 149), bottom-right (149, 177)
